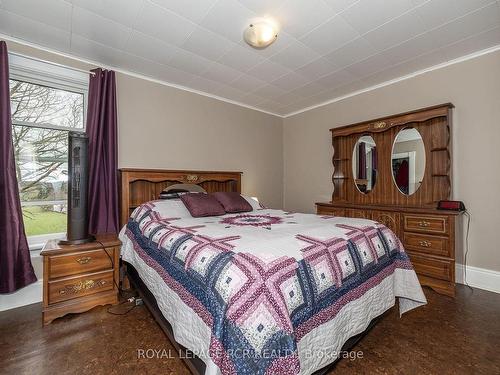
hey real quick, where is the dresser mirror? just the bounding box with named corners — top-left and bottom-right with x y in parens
top-left (352, 135), bottom-right (377, 194)
top-left (391, 128), bottom-right (426, 195)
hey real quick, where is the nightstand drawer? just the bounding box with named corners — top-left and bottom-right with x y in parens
top-left (48, 270), bottom-right (114, 305)
top-left (407, 252), bottom-right (453, 282)
top-left (48, 248), bottom-right (114, 279)
top-left (403, 215), bottom-right (448, 234)
top-left (403, 233), bottom-right (450, 257)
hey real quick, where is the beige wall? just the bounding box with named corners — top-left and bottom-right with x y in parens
top-left (284, 50), bottom-right (500, 272)
top-left (6, 40), bottom-right (284, 209)
top-left (116, 74), bottom-right (283, 207)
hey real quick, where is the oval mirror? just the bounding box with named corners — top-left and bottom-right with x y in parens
top-left (352, 135), bottom-right (378, 194)
top-left (391, 128), bottom-right (426, 195)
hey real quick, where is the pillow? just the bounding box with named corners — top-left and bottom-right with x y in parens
top-left (158, 184), bottom-right (207, 199)
top-left (159, 192), bottom-right (182, 199)
top-left (159, 190), bottom-right (189, 199)
top-left (150, 199), bottom-right (192, 218)
top-left (242, 195), bottom-right (264, 210)
top-left (212, 192), bottom-right (253, 213)
top-left (180, 193), bottom-right (226, 217)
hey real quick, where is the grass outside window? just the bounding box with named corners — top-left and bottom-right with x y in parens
top-left (22, 206), bottom-right (66, 237)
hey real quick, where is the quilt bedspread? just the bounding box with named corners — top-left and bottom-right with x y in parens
top-left (120, 201), bottom-right (426, 375)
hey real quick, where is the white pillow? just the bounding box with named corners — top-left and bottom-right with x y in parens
top-left (149, 199), bottom-right (192, 218)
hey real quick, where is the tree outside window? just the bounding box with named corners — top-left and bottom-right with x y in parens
top-left (10, 79), bottom-right (84, 240)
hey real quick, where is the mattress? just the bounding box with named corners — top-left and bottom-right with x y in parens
top-left (119, 199), bottom-right (426, 375)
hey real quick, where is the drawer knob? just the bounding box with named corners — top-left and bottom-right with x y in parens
top-left (419, 240), bottom-right (432, 247)
top-left (76, 256), bottom-right (92, 265)
top-left (418, 221), bottom-right (430, 227)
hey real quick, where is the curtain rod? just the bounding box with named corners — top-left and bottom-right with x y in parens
top-left (8, 51), bottom-right (96, 76)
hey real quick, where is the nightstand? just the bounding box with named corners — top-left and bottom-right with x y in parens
top-left (41, 234), bottom-right (121, 325)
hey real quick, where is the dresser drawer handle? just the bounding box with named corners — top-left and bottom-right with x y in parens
top-left (76, 256), bottom-right (92, 265)
top-left (418, 221), bottom-right (430, 227)
top-left (419, 240), bottom-right (432, 247)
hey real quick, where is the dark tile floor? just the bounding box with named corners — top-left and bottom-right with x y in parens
top-left (0, 285), bottom-right (499, 375)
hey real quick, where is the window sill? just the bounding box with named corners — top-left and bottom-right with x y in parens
top-left (29, 243), bottom-right (44, 252)
top-left (28, 233), bottom-right (65, 251)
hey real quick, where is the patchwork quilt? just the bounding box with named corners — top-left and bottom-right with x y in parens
top-left (120, 200), bottom-right (426, 375)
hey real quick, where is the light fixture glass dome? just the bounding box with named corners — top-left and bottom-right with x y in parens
top-left (244, 20), bottom-right (278, 49)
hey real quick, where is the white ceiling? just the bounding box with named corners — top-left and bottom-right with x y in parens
top-left (0, 0), bottom-right (499, 117)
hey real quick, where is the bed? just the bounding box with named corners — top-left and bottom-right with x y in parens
top-left (118, 169), bottom-right (427, 375)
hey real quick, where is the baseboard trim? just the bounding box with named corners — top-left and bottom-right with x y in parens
top-left (0, 279), bottom-right (42, 312)
top-left (456, 264), bottom-right (500, 294)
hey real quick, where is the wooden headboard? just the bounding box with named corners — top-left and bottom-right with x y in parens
top-left (119, 168), bottom-right (242, 226)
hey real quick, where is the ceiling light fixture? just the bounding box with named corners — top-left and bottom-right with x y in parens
top-left (244, 19), bottom-right (279, 49)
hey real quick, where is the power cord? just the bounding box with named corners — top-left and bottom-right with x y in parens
top-left (462, 210), bottom-right (473, 293)
top-left (95, 239), bottom-right (133, 296)
top-left (94, 239), bottom-right (142, 315)
top-left (107, 296), bottom-right (143, 316)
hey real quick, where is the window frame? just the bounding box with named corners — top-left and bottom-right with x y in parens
top-left (9, 54), bottom-right (89, 250)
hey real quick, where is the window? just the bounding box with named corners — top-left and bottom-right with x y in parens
top-left (9, 54), bottom-right (88, 249)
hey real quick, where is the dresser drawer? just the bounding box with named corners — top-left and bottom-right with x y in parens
top-left (347, 209), bottom-right (371, 219)
top-left (407, 252), bottom-right (453, 282)
top-left (403, 215), bottom-right (448, 234)
top-left (48, 248), bottom-right (114, 279)
top-left (403, 233), bottom-right (450, 257)
top-left (47, 270), bottom-right (114, 305)
top-left (317, 206), bottom-right (345, 217)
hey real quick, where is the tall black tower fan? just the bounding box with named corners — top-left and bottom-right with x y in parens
top-left (59, 132), bottom-right (95, 245)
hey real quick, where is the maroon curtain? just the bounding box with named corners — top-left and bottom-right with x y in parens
top-left (86, 68), bottom-right (119, 235)
top-left (0, 41), bottom-right (37, 293)
top-left (357, 142), bottom-right (366, 179)
top-left (396, 160), bottom-right (410, 192)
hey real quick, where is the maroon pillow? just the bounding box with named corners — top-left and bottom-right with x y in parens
top-left (180, 193), bottom-right (225, 217)
top-left (212, 192), bottom-right (253, 213)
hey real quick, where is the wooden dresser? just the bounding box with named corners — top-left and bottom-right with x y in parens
top-left (41, 234), bottom-right (121, 325)
top-left (317, 104), bottom-right (460, 297)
